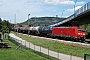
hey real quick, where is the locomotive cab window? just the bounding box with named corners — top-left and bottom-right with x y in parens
top-left (78, 29), bottom-right (85, 32)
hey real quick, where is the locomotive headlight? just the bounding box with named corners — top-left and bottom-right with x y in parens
top-left (78, 33), bottom-right (80, 35)
top-left (83, 33), bottom-right (85, 35)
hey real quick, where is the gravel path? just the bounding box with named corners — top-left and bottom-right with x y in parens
top-left (9, 33), bottom-right (84, 60)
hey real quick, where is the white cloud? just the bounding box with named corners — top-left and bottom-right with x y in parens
top-left (52, 10), bottom-right (57, 12)
top-left (0, 1), bottom-right (2, 6)
top-left (66, 6), bottom-right (82, 12)
top-left (0, 0), bottom-right (86, 23)
top-left (75, 6), bottom-right (82, 10)
top-left (42, 0), bottom-right (84, 5)
top-left (76, 1), bottom-right (84, 5)
top-left (0, 0), bottom-right (44, 23)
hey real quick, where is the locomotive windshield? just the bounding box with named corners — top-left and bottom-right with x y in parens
top-left (78, 29), bottom-right (85, 32)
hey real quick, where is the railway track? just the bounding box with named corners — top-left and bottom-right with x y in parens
top-left (17, 33), bottom-right (90, 49)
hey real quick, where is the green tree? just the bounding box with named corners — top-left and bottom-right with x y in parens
top-left (0, 18), bottom-right (2, 31)
top-left (1, 20), bottom-right (11, 33)
top-left (80, 24), bottom-right (90, 38)
top-left (1, 26), bottom-right (9, 33)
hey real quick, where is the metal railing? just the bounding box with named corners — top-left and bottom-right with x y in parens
top-left (84, 54), bottom-right (90, 60)
top-left (8, 36), bottom-right (83, 60)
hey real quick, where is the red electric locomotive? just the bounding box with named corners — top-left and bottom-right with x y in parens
top-left (52, 26), bottom-right (86, 41)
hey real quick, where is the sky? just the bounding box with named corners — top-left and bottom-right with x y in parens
top-left (0, 0), bottom-right (90, 23)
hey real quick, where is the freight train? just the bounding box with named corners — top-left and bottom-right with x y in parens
top-left (13, 1), bottom-right (90, 42)
top-left (14, 26), bottom-right (86, 42)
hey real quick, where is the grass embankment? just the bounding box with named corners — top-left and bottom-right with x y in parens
top-left (0, 34), bottom-right (57, 60)
top-left (13, 32), bottom-right (90, 57)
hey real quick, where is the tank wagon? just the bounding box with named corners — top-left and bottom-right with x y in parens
top-left (29, 26), bottom-right (40, 35)
top-left (38, 26), bottom-right (53, 36)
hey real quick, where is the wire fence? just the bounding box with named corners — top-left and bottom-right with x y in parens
top-left (84, 54), bottom-right (90, 60)
top-left (9, 36), bottom-right (82, 60)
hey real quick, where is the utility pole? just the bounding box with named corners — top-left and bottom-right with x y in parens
top-left (14, 14), bottom-right (16, 32)
top-left (35, 16), bottom-right (36, 26)
top-left (14, 14), bottom-right (16, 24)
top-left (61, 10), bottom-right (64, 18)
top-left (74, 0), bottom-right (77, 18)
top-left (61, 10), bottom-right (65, 21)
top-left (28, 14), bottom-right (30, 35)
